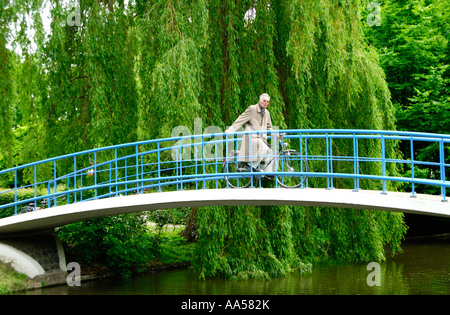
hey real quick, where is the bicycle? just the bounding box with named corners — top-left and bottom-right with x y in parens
top-left (223, 133), bottom-right (309, 188)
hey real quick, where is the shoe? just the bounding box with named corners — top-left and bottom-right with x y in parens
top-left (240, 163), bottom-right (262, 173)
top-left (237, 163), bottom-right (250, 172)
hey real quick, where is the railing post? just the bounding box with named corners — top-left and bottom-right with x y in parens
top-left (115, 148), bottom-right (118, 197)
top-left (124, 158), bottom-right (128, 195)
top-left (14, 169), bottom-right (17, 215)
top-left (179, 142), bottom-right (183, 191)
top-left (305, 137), bottom-right (309, 188)
top-left (224, 133), bottom-right (230, 189)
top-left (202, 134), bottom-right (206, 189)
top-left (214, 135), bottom-right (219, 189)
top-left (410, 136), bottom-right (416, 198)
top-left (34, 165), bottom-right (37, 210)
top-left (299, 132), bottom-right (305, 188)
top-left (94, 151), bottom-right (98, 198)
top-left (327, 133), bottom-right (334, 190)
top-left (47, 182), bottom-right (51, 208)
top-left (440, 139), bottom-right (447, 202)
top-left (194, 136), bottom-right (198, 190)
top-left (74, 156), bottom-right (77, 202)
top-left (274, 131), bottom-right (279, 188)
top-left (109, 162), bottom-right (112, 196)
top-left (157, 142), bottom-right (161, 192)
top-left (381, 134), bottom-right (387, 195)
top-left (67, 168), bottom-right (70, 205)
top-left (141, 155), bottom-right (144, 192)
top-left (326, 133), bottom-right (333, 190)
top-left (135, 145), bottom-right (139, 194)
top-left (250, 133), bottom-right (254, 188)
top-left (54, 160), bottom-right (57, 206)
top-left (353, 133), bottom-right (360, 192)
top-left (80, 163), bottom-right (84, 201)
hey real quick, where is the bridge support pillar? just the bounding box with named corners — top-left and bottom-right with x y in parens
top-left (0, 233), bottom-right (67, 283)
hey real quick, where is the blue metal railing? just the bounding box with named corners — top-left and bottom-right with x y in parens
top-left (0, 129), bottom-right (449, 216)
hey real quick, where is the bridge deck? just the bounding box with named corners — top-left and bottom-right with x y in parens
top-left (0, 188), bottom-right (448, 235)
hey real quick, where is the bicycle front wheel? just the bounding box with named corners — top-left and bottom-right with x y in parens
top-left (223, 152), bottom-right (252, 188)
top-left (277, 150), bottom-right (309, 188)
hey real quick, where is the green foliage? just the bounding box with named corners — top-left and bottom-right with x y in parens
top-left (194, 203), bottom-right (406, 279)
top-left (0, 187), bottom-right (47, 218)
top-left (57, 212), bottom-right (194, 278)
top-left (0, 261), bottom-right (30, 295)
top-left (2, 0), bottom-right (414, 280)
top-left (396, 64), bottom-right (450, 135)
top-left (0, 23), bottom-right (14, 168)
top-left (57, 213), bottom-right (153, 278)
top-left (137, 0), bottom-right (208, 139)
top-left (158, 233), bottom-right (195, 265)
top-left (363, 0), bottom-right (448, 114)
top-left (147, 208), bottom-right (190, 228)
top-left (363, 0), bottom-right (449, 193)
top-left (287, 0), bottom-right (395, 132)
top-left (192, 0), bottom-right (406, 279)
top-left (37, 1), bottom-right (139, 161)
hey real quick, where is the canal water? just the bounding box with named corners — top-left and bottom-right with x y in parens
top-left (28, 236), bottom-right (449, 295)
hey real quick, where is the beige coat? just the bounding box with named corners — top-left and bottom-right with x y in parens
top-left (225, 104), bottom-right (273, 162)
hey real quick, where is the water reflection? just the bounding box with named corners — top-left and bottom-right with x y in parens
top-left (28, 239), bottom-right (450, 295)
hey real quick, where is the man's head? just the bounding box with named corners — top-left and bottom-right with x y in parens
top-left (259, 93), bottom-right (270, 109)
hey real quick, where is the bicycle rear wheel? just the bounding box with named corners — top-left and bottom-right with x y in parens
top-left (223, 151), bottom-right (252, 188)
top-left (276, 150), bottom-right (309, 188)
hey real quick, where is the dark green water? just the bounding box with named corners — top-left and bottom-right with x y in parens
top-left (29, 237), bottom-right (450, 295)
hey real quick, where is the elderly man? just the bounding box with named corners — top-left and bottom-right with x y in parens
top-left (225, 93), bottom-right (278, 175)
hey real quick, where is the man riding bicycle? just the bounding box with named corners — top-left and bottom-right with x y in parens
top-left (225, 93), bottom-right (280, 177)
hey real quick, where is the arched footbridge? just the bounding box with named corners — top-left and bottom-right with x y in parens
top-left (1, 129), bottom-right (449, 235)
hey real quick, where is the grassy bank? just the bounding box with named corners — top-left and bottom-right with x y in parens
top-left (143, 223), bottom-right (195, 268)
top-left (0, 263), bottom-right (32, 295)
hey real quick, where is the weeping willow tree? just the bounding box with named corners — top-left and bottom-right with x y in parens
top-left (40, 0), bottom-right (139, 158)
top-left (0, 34), bottom-right (13, 168)
top-left (137, 0), bottom-right (209, 139)
top-left (188, 0), bottom-right (406, 279)
top-left (0, 1), bottom-right (15, 168)
top-left (3, 0), bottom-right (407, 279)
